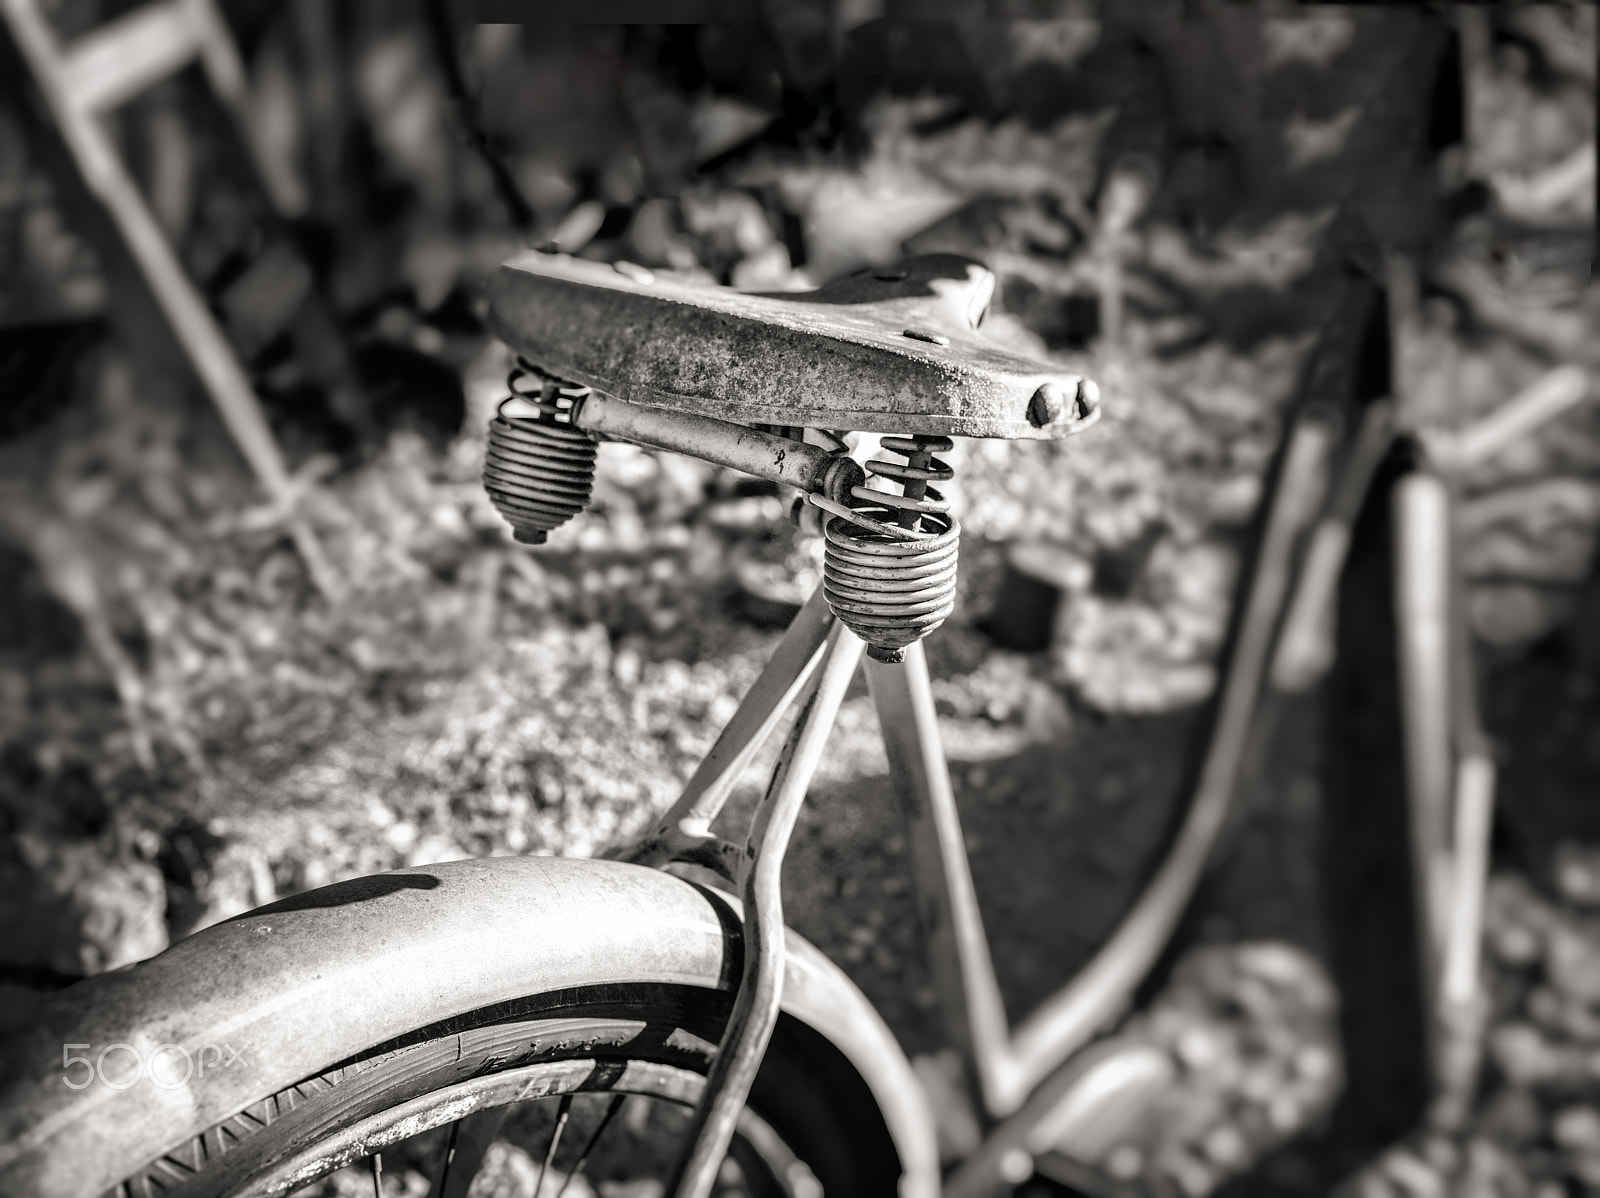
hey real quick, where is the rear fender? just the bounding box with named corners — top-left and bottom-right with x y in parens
top-left (0, 856), bottom-right (939, 1197)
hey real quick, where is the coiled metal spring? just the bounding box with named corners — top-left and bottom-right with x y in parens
top-left (808, 434), bottom-right (960, 663)
top-left (484, 358), bottom-right (598, 544)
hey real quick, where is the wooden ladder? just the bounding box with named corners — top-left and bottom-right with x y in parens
top-left (1, 0), bottom-right (342, 597)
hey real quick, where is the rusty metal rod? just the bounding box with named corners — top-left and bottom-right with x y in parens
top-left (665, 625), bottom-right (865, 1198)
top-left (571, 390), bottom-right (862, 502)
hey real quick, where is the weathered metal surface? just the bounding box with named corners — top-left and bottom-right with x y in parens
top-left (485, 251), bottom-right (1102, 441)
top-left (0, 856), bottom-right (938, 1198)
top-left (573, 390), bottom-right (864, 502)
top-left (668, 627), bottom-right (866, 1197)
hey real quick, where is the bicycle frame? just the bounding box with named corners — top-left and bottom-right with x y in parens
top-left (541, 252), bottom-right (1531, 1195)
top-left (592, 268), bottom-right (1390, 1197)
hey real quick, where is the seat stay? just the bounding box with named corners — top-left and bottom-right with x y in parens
top-left (622, 586), bottom-right (837, 875)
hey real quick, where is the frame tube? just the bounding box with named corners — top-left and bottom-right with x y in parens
top-left (867, 643), bottom-right (1014, 1114)
top-left (667, 627), bottom-right (867, 1198)
top-left (1002, 406), bottom-right (1337, 1105)
top-left (625, 587), bottom-right (835, 870)
top-left (1273, 399), bottom-right (1396, 691)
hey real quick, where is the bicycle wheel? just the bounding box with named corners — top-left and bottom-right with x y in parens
top-left (118, 985), bottom-right (886, 1197)
top-left (0, 857), bottom-right (938, 1198)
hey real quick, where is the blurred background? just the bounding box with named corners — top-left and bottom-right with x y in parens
top-left (0, 2), bottom-right (1596, 1195)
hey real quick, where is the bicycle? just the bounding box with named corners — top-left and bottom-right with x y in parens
top-left (0, 243), bottom-right (1516, 1198)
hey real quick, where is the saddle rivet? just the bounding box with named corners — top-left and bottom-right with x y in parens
top-left (1075, 378), bottom-right (1100, 420)
top-left (1028, 382), bottom-right (1065, 427)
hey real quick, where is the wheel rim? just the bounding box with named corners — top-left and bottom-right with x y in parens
top-left (245, 1058), bottom-right (818, 1198)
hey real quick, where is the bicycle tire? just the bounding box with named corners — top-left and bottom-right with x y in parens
top-left (115, 986), bottom-right (887, 1197)
top-left (0, 856), bottom-right (939, 1198)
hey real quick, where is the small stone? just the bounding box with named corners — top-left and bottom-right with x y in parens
top-left (999, 1148), bottom-right (1034, 1184)
top-left (1293, 1044), bottom-right (1337, 1086)
top-left (386, 820), bottom-right (419, 853)
top-left (1105, 1145), bottom-right (1143, 1180)
top-left (1161, 1149), bottom-right (1216, 1198)
top-left (1203, 1124), bottom-right (1248, 1168)
top-left (612, 648), bottom-right (642, 687)
top-left (1528, 986), bottom-right (1565, 1030)
top-left (1552, 1105), bottom-right (1600, 1153)
top-left (1462, 1138), bottom-right (1526, 1196)
top-left (1267, 1093), bottom-right (1302, 1133)
top-left (1490, 1023), bottom-right (1557, 1088)
top-left (1240, 1062), bottom-right (1284, 1104)
top-left (1236, 942), bottom-right (1312, 988)
top-left (1355, 1169), bottom-right (1396, 1198)
top-left (1556, 844), bottom-right (1600, 907)
top-left (1491, 921), bottom-right (1543, 967)
top-left (1176, 1024), bottom-right (1227, 1072)
top-left (1382, 1149), bottom-right (1443, 1198)
top-left (1476, 1086), bottom-right (1543, 1149)
top-left (1546, 923), bottom-right (1600, 1003)
top-left (1419, 1136), bottom-right (1457, 1174)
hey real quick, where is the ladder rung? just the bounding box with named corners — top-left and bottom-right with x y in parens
top-left (60, 2), bottom-right (200, 114)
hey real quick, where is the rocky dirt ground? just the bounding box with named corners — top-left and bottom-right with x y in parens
top-left (0, 5), bottom-right (1596, 1197)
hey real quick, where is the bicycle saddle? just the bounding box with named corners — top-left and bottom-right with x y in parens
top-left (485, 250), bottom-right (1100, 440)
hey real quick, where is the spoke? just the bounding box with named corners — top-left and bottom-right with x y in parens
top-left (429, 1108), bottom-right (512, 1198)
top-left (534, 1093), bottom-right (574, 1198)
top-left (370, 1151), bottom-right (383, 1198)
top-left (430, 1120), bottom-right (460, 1197)
top-left (553, 1094), bottom-right (626, 1198)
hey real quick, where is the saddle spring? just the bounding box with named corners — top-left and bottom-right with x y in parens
top-left (484, 357), bottom-right (599, 544)
top-left (808, 434), bottom-right (960, 663)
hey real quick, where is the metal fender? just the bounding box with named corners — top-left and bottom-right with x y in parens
top-left (0, 855), bottom-right (939, 1197)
